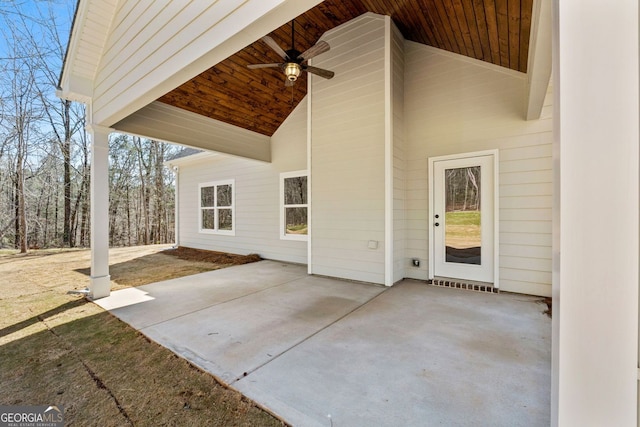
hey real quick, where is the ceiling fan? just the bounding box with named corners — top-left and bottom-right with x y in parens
top-left (248, 20), bottom-right (335, 86)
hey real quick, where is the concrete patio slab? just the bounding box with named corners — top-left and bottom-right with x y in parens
top-left (141, 274), bottom-right (384, 383)
top-left (96, 260), bottom-right (308, 329)
top-left (96, 261), bottom-right (551, 426)
top-left (234, 280), bottom-right (551, 427)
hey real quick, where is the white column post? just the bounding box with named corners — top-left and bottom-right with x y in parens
top-left (172, 165), bottom-right (180, 248)
top-left (88, 124), bottom-right (112, 299)
top-left (554, 0), bottom-right (639, 425)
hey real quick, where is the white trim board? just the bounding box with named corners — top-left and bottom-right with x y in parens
top-left (384, 15), bottom-right (394, 287)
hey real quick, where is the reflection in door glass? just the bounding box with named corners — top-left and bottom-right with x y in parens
top-left (445, 166), bottom-right (481, 265)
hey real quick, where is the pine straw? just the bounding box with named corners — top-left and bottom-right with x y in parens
top-left (162, 246), bottom-right (261, 266)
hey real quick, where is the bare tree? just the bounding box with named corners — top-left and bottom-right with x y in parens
top-left (0, 20), bottom-right (41, 252)
top-left (15, 1), bottom-right (86, 247)
top-left (0, 1), bottom-right (177, 250)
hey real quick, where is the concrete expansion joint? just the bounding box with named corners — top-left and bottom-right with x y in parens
top-left (230, 286), bottom-right (390, 385)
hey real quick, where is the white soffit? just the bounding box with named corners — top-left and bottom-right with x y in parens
top-left (58, 0), bottom-right (118, 102)
top-left (113, 101), bottom-right (271, 163)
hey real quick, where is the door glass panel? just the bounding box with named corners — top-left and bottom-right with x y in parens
top-left (445, 166), bottom-right (481, 265)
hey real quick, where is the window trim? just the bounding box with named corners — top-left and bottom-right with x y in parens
top-left (198, 179), bottom-right (235, 236)
top-left (280, 170), bottom-right (308, 241)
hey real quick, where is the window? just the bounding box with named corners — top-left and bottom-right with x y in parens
top-left (199, 180), bottom-right (234, 235)
top-left (280, 171), bottom-right (308, 241)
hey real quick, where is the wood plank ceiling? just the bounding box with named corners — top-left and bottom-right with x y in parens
top-left (157, 0), bottom-right (533, 137)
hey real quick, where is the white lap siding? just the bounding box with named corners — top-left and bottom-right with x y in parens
top-left (404, 42), bottom-right (553, 296)
top-left (174, 99), bottom-right (308, 264)
top-left (173, 16), bottom-right (552, 295)
top-left (309, 14), bottom-right (388, 284)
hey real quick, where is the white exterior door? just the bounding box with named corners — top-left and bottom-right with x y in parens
top-left (431, 153), bottom-right (497, 284)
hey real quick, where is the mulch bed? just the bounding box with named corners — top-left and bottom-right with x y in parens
top-left (539, 297), bottom-right (552, 318)
top-left (162, 246), bottom-right (261, 265)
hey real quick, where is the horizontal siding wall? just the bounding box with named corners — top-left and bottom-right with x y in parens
top-left (311, 14), bottom-right (387, 284)
top-left (404, 42), bottom-right (553, 296)
top-left (175, 99), bottom-right (307, 264)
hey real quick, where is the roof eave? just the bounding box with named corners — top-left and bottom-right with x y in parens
top-left (57, 0), bottom-right (81, 91)
top-left (56, 75), bottom-right (93, 103)
top-left (57, 0), bottom-right (94, 104)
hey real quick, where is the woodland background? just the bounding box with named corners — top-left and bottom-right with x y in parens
top-left (0, 1), bottom-right (179, 252)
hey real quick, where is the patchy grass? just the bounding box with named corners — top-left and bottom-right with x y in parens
top-left (0, 245), bottom-right (282, 426)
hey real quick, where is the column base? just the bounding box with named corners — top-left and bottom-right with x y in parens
top-left (89, 275), bottom-right (111, 299)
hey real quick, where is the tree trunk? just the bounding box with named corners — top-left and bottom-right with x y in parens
top-left (125, 184), bottom-right (131, 246)
top-left (44, 190), bottom-right (50, 246)
top-left (69, 162), bottom-right (87, 247)
top-left (16, 153), bottom-right (27, 253)
top-left (54, 185), bottom-right (59, 244)
top-left (62, 138), bottom-right (71, 246)
top-left (14, 175), bottom-right (19, 249)
top-left (154, 142), bottom-right (165, 244)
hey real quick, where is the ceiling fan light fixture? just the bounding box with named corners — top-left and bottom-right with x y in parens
top-left (284, 62), bottom-right (301, 81)
top-left (248, 22), bottom-right (333, 86)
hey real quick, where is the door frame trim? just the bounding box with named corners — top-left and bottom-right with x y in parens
top-left (428, 149), bottom-right (500, 288)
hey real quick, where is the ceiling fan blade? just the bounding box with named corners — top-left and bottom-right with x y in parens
top-left (262, 36), bottom-right (287, 59)
top-left (299, 40), bottom-right (330, 62)
top-left (247, 63), bottom-right (282, 69)
top-left (304, 65), bottom-right (335, 80)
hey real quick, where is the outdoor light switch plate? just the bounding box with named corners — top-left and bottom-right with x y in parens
top-left (368, 240), bottom-right (378, 249)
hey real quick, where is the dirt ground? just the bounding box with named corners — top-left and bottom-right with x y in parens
top-left (163, 246), bottom-right (261, 265)
top-left (0, 245), bottom-right (282, 426)
top-left (70, 246), bottom-right (261, 290)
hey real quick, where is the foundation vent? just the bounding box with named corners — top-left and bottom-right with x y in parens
top-left (429, 278), bottom-right (498, 294)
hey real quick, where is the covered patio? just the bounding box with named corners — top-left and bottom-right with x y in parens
top-left (58, 0), bottom-right (639, 423)
top-left (96, 260), bottom-right (550, 426)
